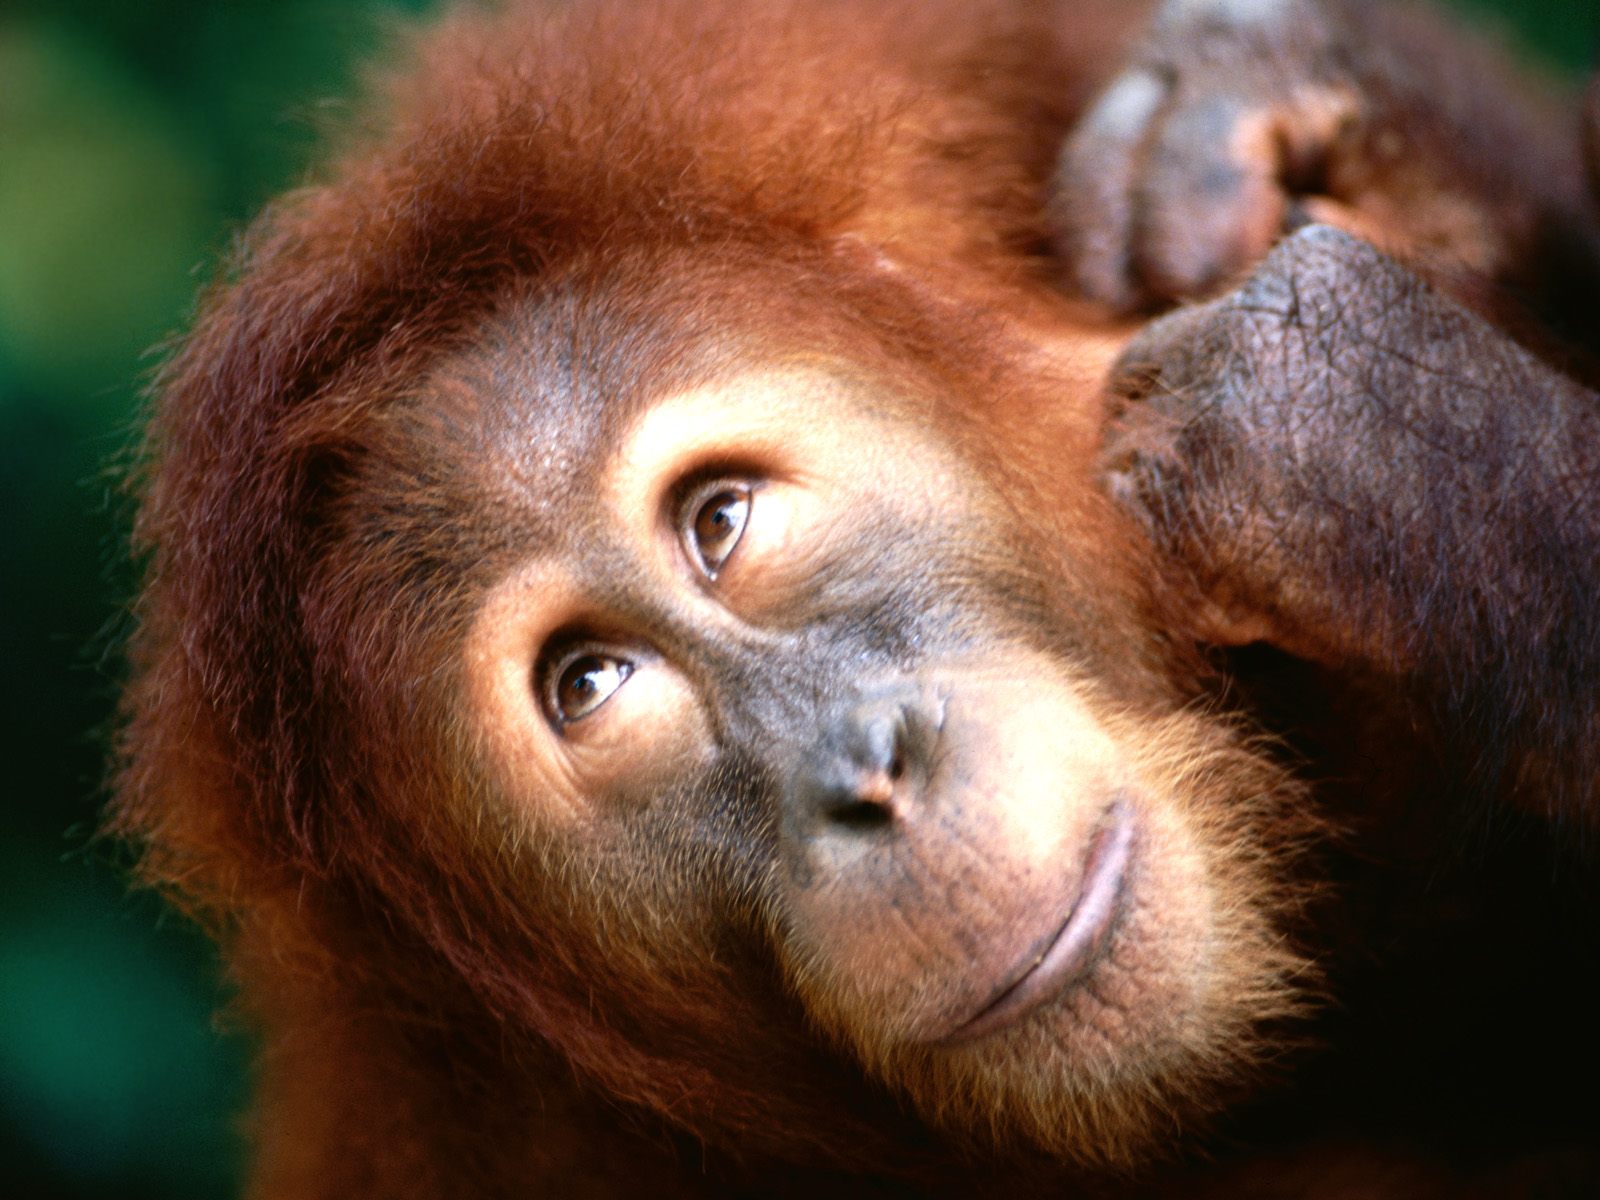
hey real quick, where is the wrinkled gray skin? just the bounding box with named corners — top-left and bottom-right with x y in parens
top-left (1105, 226), bottom-right (1600, 821)
top-left (1056, 0), bottom-right (1600, 824)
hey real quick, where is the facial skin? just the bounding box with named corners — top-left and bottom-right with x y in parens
top-left (430, 259), bottom-right (1311, 1167)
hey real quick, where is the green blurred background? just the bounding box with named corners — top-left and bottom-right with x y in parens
top-left (0, 1), bottom-right (1591, 1195)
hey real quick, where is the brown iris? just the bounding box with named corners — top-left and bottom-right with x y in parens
top-left (687, 482), bottom-right (751, 578)
top-left (548, 652), bottom-right (633, 725)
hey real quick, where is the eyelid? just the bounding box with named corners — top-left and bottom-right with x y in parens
top-left (677, 473), bottom-right (758, 580)
top-left (537, 636), bottom-right (637, 731)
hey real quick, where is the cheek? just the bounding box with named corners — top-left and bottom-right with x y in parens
top-left (567, 665), bottom-right (716, 807)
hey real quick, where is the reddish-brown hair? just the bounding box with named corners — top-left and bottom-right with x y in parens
top-left (114, 0), bottom-right (1147, 1187)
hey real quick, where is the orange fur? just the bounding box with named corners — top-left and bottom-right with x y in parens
top-left (111, 2), bottom-right (1342, 1195)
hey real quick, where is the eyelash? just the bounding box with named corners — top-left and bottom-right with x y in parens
top-left (677, 474), bottom-right (756, 581)
top-left (538, 637), bottom-right (633, 728)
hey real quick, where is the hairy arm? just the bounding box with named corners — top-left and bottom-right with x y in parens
top-left (1104, 224), bottom-right (1600, 823)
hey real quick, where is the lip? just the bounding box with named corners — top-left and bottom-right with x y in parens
top-left (939, 797), bottom-right (1136, 1044)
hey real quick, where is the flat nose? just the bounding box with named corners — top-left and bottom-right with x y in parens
top-left (786, 685), bottom-right (940, 839)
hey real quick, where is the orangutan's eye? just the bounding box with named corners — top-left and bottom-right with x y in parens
top-left (683, 480), bottom-right (752, 579)
top-left (542, 649), bottom-right (633, 728)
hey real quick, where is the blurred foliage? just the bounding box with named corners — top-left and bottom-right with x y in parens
top-left (1451, 0), bottom-right (1596, 71)
top-left (0, 3), bottom-right (431, 1196)
top-left (0, 0), bottom-right (1591, 1196)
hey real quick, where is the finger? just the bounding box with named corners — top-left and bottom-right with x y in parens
top-left (1131, 94), bottom-right (1288, 304)
top-left (1050, 67), bottom-right (1170, 311)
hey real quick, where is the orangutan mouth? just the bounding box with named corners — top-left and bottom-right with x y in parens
top-left (942, 798), bottom-right (1136, 1044)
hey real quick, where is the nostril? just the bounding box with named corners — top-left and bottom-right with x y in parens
top-left (853, 767), bottom-right (897, 809)
top-left (790, 688), bottom-right (937, 841)
top-left (826, 798), bottom-right (895, 832)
